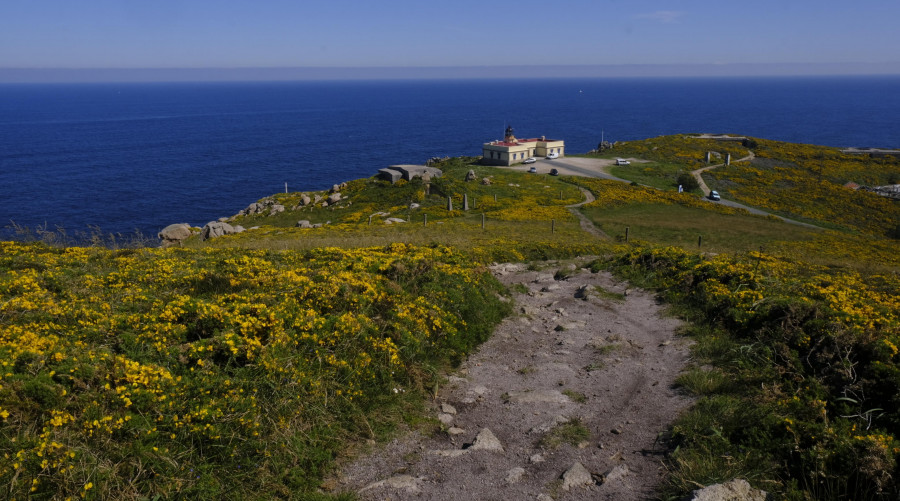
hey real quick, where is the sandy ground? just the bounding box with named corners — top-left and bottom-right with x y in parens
top-left (337, 260), bottom-right (692, 500)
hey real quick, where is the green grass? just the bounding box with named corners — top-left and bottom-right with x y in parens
top-left (580, 203), bottom-right (820, 254)
top-left (609, 161), bottom-right (704, 194)
top-left (562, 389), bottom-right (587, 403)
top-left (538, 420), bottom-right (590, 449)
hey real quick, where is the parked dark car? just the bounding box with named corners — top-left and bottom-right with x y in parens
top-left (550, 168), bottom-right (559, 176)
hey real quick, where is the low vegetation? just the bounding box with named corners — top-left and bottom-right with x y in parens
top-left (2, 135), bottom-right (898, 499)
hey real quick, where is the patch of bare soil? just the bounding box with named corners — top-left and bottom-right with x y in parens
top-left (337, 259), bottom-right (692, 500)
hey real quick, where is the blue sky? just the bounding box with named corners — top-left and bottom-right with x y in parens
top-left (1, 0), bottom-right (899, 80)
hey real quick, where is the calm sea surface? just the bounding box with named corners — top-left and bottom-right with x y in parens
top-left (1, 76), bottom-right (899, 238)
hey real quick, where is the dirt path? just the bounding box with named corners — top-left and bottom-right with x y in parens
top-left (337, 260), bottom-right (692, 500)
top-left (567, 187), bottom-right (609, 240)
top-left (690, 152), bottom-right (754, 196)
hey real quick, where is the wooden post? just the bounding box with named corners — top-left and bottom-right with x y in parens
top-left (424, 214), bottom-right (427, 227)
top-left (368, 215), bottom-right (372, 226)
top-left (625, 227), bottom-right (629, 242)
top-left (494, 194), bottom-right (497, 202)
top-left (698, 235), bottom-right (703, 248)
top-left (481, 213), bottom-right (485, 229)
top-left (447, 197), bottom-right (453, 211)
top-left (559, 190), bottom-right (563, 200)
top-left (552, 219), bottom-right (555, 234)
top-left (285, 182), bottom-right (288, 193)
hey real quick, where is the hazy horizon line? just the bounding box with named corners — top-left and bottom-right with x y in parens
top-left (2, 62), bottom-right (900, 83)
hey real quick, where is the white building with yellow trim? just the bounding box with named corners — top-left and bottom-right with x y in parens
top-left (482, 127), bottom-right (564, 166)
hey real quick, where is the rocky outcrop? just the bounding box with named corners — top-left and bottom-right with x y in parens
top-left (687, 479), bottom-right (768, 501)
top-left (237, 198), bottom-right (286, 217)
top-left (200, 221), bottom-right (244, 241)
top-left (466, 169), bottom-right (477, 181)
top-left (158, 223), bottom-right (194, 247)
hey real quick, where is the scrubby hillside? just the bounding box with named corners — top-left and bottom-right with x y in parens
top-left (2, 136), bottom-right (899, 499)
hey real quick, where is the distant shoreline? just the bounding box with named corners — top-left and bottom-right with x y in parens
top-left (3, 63), bottom-right (900, 84)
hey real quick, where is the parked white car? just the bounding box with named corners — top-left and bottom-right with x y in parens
top-left (546, 152), bottom-right (559, 159)
top-left (523, 157), bottom-right (536, 164)
top-left (615, 158), bottom-right (630, 165)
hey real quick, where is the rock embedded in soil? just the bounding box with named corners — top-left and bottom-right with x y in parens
top-left (561, 462), bottom-right (594, 491)
top-left (360, 474), bottom-right (423, 494)
top-left (505, 467), bottom-right (525, 484)
top-left (469, 428), bottom-right (504, 452)
top-left (689, 478), bottom-right (768, 501)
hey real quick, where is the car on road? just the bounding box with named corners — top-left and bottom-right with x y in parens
top-left (528, 166), bottom-right (537, 173)
top-left (546, 152), bottom-right (559, 160)
top-left (549, 168), bottom-right (559, 176)
top-left (615, 158), bottom-right (630, 165)
top-left (523, 157), bottom-right (536, 164)
top-left (708, 190), bottom-right (721, 201)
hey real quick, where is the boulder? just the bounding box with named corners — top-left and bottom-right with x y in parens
top-left (296, 220), bottom-right (312, 229)
top-left (330, 184), bottom-right (341, 193)
top-left (384, 218), bottom-right (406, 224)
top-left (481, 177), bottom-right (492, 185)
top-left (299, 194), bottom-right (311, 206)
top-left (688, 479), bottom-right (768, 501)
top-left (465, 169), bottom-right (477, 181)
top-left (269, 204), bottom-right (285, 215)
top-left (158, 223), bottom-right (193, 247)
top-left (328, 193), bottom-right (342, 204)
top-left (201, 221), bottom-right (236, 241)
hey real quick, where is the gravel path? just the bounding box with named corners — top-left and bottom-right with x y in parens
top-left (337, 260), bottom-right (692, 500)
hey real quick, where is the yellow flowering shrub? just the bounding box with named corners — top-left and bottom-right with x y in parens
top-left (0, 241), bottom-right (508, 498)
top-left (610, 245), bottom-right (900, 497)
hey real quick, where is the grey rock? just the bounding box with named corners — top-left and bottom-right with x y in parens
top-left (505, 390), bottom-right (571, 404)
top-left (506, 467), bottom-right (525, 484)
top-left (232, 225), bottom-right (246, 233)
top-left (299, 194), bottom-right (311, 206)
top-left (470, 428), bottom-right (504, 452)
top-left (330, 184), bottom-right (341, 193)
top-left (441, 403), bottom-right (457, 415)
top-left (438, 413), bottom-right (454, 426)
top-left (541, 283), bottom-right (561, 292)
top-left (158, 223), bottom-right (193, 246)
top-left (529, 415), bottom-right (570, 434)
top-left (328, 193), bottom-right (342, 204)
top-left (689, 479), bottom-right (768, 501)
top-left (465, 169), bottom-right (477, 181)
top-left (561, 462), bottom-right (594, 491)
top-left (409, 202), bottom-right (420, 209)
top-left (529, 453), bottom-right (545, 464)
top-left (269, 204), bottom-right (285, 215)
top-left (447, 427), bottom-right (465, 436)
top-left (575, 285), bottom-right (591, 300)
top-left (296, 220), bottom-right (312, 229)
top-left (384, 217), bottom-right (406, 224)
top-left (201, 221), bottom-right (236, 241)
top-left (480, 177), bottom-right (492, 185)
top-left (603, 464), bottom-right (629, 484)
top-left (360, 474), bottom-right (423, 494)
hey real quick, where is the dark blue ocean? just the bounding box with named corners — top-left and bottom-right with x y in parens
top-left (2, 76), bottom-right (899, 239)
